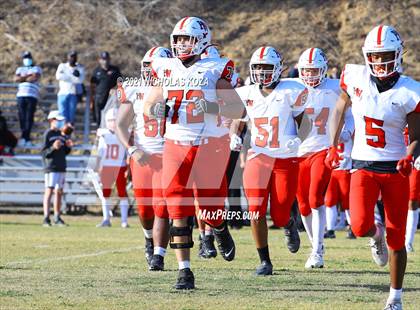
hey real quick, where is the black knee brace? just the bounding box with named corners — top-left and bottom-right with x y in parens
top-left (169, 217), bottom-right (194, 249)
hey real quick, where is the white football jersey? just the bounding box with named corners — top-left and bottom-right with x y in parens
top-left (97, 129), bottom-right (127, 167)
top-left (336, 108), bottom-right (355, 170)
top-left (236, 79), bottom-right (306, 158)
top-left (151, 57), bottom-right (235, 141)
top-left (298, 78), bottom-right (341, 157)
top-left (124, 83), bottom-right (165, 154)
top-left (341, 64), bottom-right (420, 161)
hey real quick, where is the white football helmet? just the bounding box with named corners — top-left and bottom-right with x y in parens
top-left (105, 108), bottom-right (118, 131)
top-left (298, 48), bottom-right (328, 88)
top-left (201, 45), bottom-right (220, 59)
top-left (141, 46), bottom-right (172, 80)
top-left (362, 25), bottom-right (403, 78)
top-left (171, 17), bottom-right (211, 60)
top-left (249, 46), bottom-right (283, 87)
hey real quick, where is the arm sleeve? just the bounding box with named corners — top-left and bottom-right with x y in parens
top-left (292, 88), bottom-right (308, 117)
top-left (339, 65), bottom-right (349, 93)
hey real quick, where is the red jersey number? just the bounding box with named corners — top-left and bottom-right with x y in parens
top-left (254, 116), bottom-right (279, 148)
top-left (168, 89), bottom-right (205, 124)
top-left (364, 116), bottom-right (386, 148)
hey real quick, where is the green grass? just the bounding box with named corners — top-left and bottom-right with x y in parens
top-left (1, 214), bottom-right (419, 310)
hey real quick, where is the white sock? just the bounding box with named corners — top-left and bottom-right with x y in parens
top-left (178, 260), bottom-right (190, 270)
top-left (143, 228), bottom-right (153, 239)
top-left (345, 209), bottom-right (351, 226)
top-left (312, 205), bottom-right (326, 255)
top-left (102, 198), bottom-right (111, 221)
top-left (388, 287), bottom-right (402, 302)
top-left (205, 229), bottom-right (213, 236)
top-left (301, 214), bottom-right (313, 243)
top-left (154, 246), bottom-right (167, 257)
top-left (326, 206), bottom-right (337, 231)
top-left (119, 199), bottom-right (129, 224)
top-left (405, 209), bottom-right (419, 245)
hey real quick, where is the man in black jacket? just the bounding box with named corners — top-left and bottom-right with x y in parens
top-left (90, 51), bottom-right (121, 127)
top-left (41, 110), bottom-right (72, 226)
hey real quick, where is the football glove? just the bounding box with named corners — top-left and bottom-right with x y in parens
top-left (396, 154), bottom-right (413, 177)
top-left (285, 137), bottom-right (301, 153)
top-left (150, 101), bottom-right (169, 119)
top-left (195, 98), bottom-right (220, 115)
top-left (324, 146), bottom-right (343, 169)
top-left (230, 134), bottom-right (242, 152)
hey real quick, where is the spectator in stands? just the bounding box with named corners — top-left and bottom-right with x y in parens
top-left (41, 110), bottom-right (73, 227)
top-left (0, 110), bottom-right (17, 156)
top-left (329, 66), bottom-right (339, 79)
top-left (287, 63), bottom-right (299, 78)
top-left (56, 50), bottom-right (85, 125)
top-left (14, 51), bottom-right (42, 147)
top-left (90, 51), bottom-right (121, 128)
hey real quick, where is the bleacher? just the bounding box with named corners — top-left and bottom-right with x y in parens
top-left (0, 83), bottom-right (100, 212)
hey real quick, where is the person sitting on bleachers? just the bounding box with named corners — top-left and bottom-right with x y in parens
top-left (0, 110), bottom-right (17, 156)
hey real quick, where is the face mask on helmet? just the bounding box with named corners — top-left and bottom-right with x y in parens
top-left (250, 64), bottom-right (277, 87)
top-left (362, 25), bottom-right (403, 78)
top-left (365, 51), bottom-right (398, 78)
top-left (23, 58), bottom-right (33, 66)
top-left (141, 62), bottom-right (152, 81)
top-left (171, 35), bottom-right (198, 60)
top-left (299, 67), bottom-right (325, 88)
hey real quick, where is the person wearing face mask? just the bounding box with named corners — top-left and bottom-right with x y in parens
top-left (56, 50), bottom-right (85, 124)
top-left (41, 110), bottom-right (73, 227)
top-left (90, 51), bottom-right (121, 128)
top-left (14, 51), bottom-right (42, 147)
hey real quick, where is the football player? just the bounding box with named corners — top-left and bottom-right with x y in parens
top-left (295, 48), bottom-right (342, 268)
top-left (405, 128), bottom-right (419, 253)
top-left (324, 109), bottom-right (356, 239)
top-left (231, 46), bottom-right (305, 275)
top-left (327, 25), bottom-right (419, 309)
top-left (143, 17), bottom-right (245, 289)
top-left (116, 46), bottom-right (172, 270)
top-left (96, 108), bottom-right (129, 228)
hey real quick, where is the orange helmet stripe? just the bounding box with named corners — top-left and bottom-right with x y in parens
top-left (148, 46), bottom-right (158, 58)
top-left (377, 25), bottom-right (384, 45)
top-left (259, 47), bottom-right (266, 60)
top-left (308, 48), bottom-right (315, 63)
top-left (180, 17), bottom-right (189, 29)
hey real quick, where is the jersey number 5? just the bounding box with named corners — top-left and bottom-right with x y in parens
top-left (364, 116), bottom-right (386, 148)
top-left (254, 117), bottom-right (279, 148)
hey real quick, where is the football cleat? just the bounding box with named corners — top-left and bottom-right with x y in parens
top-left (54, 216), bottom-right (67, 227)
top-left (149, 254), bottom-right (164, 271)
top-left (346, 227), bottom-right (357, 239)
top-left (174, 268), bottom-right (195, 290)
top-left (201, 235), bottom-right (217, 258)
top-left (145, 238), bottom-right (154, 267)
top-left (305, 253), bottom-right (324, 269)
top-left (213, 223), bottom-right (236, 261)
top-left (42, 217), bottom-right (51, 227)
top-left (284, 218), bottom-right (300, 253)
top-left (96, 220), bottom-right (111, 228)
top-left (383, 300), bottom-right (402, 310)
top-left (369, 223), bottom-right (388, 267)
top-left (255, 261), bottom-right (273, 276)
top-left (324, 230), bottom-right (336, 239)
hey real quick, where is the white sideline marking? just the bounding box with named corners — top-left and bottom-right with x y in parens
top-left (4, 246), bottom-right (142, 267)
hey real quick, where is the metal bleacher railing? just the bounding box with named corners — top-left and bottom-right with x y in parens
top-left (0, 83), bottom-right (99, 211)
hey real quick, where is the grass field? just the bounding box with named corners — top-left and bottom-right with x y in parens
top-left (0, 214), bottom-right (419, 310)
